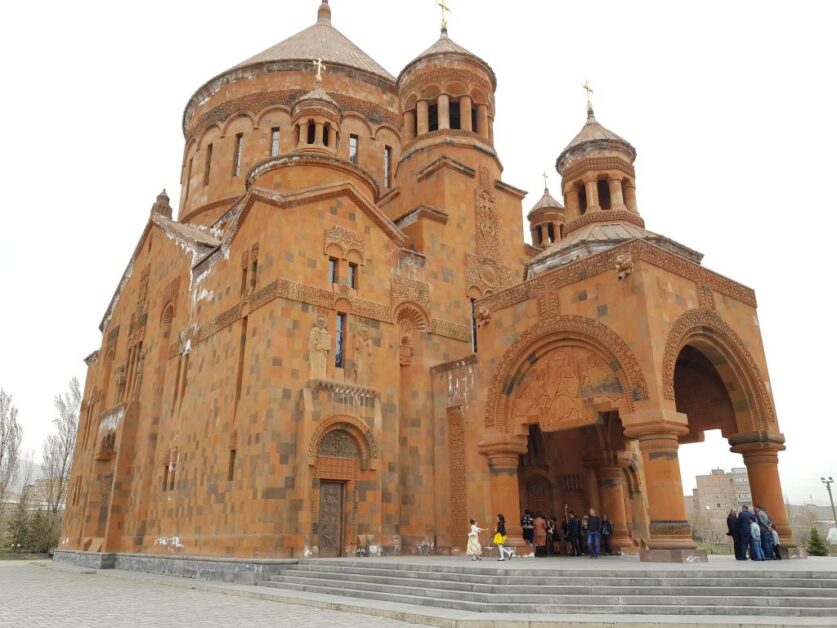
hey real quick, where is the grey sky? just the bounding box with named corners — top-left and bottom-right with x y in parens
top-left (0, 1), bottom-right (834, 504)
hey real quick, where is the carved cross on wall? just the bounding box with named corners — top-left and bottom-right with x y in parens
top-left (312, 58), bottom-right (326, 82)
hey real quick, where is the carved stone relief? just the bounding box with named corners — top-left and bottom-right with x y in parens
top-left (318, 429), bottom-right (360, 459)
top-left (308, 314), bottom-right (331, 380)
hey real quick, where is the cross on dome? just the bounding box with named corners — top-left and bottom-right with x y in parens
top-left (437, 0), bottom-right (452, 32)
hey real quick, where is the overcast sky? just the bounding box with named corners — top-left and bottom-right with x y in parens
top-left (1, 1), bottom-right (834, 506)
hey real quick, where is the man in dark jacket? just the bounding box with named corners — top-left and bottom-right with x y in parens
top-left (567, 511), bottom-right (581, 556)
top-left (586, 508), bottom-right (603, 558)
top-left (737, 505), bottom-right (756, 560)
top-left (602, 515), bottom-right (614, 555)
top-left (727, 508), bottom-right (744, 559)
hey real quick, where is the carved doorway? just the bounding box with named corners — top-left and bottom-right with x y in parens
top-left (318, 481), bottom-right (345, 558)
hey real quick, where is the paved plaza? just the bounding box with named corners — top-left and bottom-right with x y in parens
top-left (0, 561), bottom-right (420, 628)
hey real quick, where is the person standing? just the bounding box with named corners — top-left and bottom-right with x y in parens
top-left (466, 519), bottom-right (486, 561)
top-left (737, 505), bottom-right (756, 559)
top-left (550, 516), bottom-right (561, 555)
top-left (521, 509), bottom-right (534, 549)
top-left (601, 515), bottom-right (613, 556)
top-left (749, 518), bottom-right (765, 560)
top-left (586, 508), bottom-right (603, 559)
top-left (567, 511), bottom-right (581, 556)
top-left (727, 508), bottom-right (744, 559)
top-left (770, 525), bottom-right (782, 560)
top-left (533, 512), bottom-right (548, 557)
top-left (494, 514), bottom-right (514, 561)
top-left (755, 506), bottom-right (775, 560)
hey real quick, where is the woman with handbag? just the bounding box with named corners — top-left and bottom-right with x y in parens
top-left (494, 514), bottom-right (513, 561)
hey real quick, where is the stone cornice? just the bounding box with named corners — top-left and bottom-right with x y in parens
top-left (564, 210), bottom-right (645, 235)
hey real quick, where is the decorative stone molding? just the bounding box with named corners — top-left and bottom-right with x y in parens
top-left (324, 226), bottom-right (365, 258)
top-left (561, 156), bottom-right (635, 183)
top-left (308, 414), bottom-right (377, 466)
top-left (486, 315), bottom-right (649, 431)
top-left (615, 253), bottom-right (634, 280)
top-left (391, 276), bottom-right (431, 313)
top-left (661, 308), bottom-right (776, 430)
top-left (431, 319), bottom-right (471, 343)
top-left (564, 209), bottom-right (645, 235)
top-left (466, 253), bottom-right (516, 294)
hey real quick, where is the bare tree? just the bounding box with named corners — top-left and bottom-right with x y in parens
top-left (0, 389), bottom-right (23, 520)
top-left (41, 378), bottom-right (81, 514)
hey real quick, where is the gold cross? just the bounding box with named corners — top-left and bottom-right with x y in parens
top-left (582, 79), bottom-right (594, 110)
top-left (542, 171), bottom-right (549, 189)
top-left (312, 58), bottom-right (326, 82)
top-left (437, 0), bottom-right (451, 29)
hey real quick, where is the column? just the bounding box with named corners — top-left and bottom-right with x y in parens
top-left (327, 126), bottom-right (338, 150)
top-left (609, 177), bottom-right (627, 210)
top-left (478, 436), bottom-right (528, 549)
top-left (417, 100), bottom-right (429, 136)
top-left (297, 121), bottom-right (309, 147)
top-left (438, 94), bottom-right (450, 130)
top-left (403, 110), bottom-right (415, 143)
top-left (584, 177), bottom-right (601, 212)
top-left (636, 431), bottom-right (700, 559)
top-left (597, 465), bottom-right (633, 552)
top-left (460, 95), bottom-right (473, 131)
top-left (476, 104), bottom-right (489, 139)
top-left (734, 442), bottom-right (797, 554)
top-left (314, 122), bottom-right (325, 145)
top-left (565, 186), bottom-right (580, 214)
top-left (623, 180), bottom-right (638, 213)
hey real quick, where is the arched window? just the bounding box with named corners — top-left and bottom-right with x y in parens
top-left (597, 179), bottom-right (612, 210)
top-left (449, 101), bottom-right (461, 130)
top-left (428, 104), bottom-right (439, 132)
top-left (578, 185), bottom-right (588, 214)
top-left (307, 120), bottom-right (316, 144)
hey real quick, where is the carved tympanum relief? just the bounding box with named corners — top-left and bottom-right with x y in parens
top-left (510, 347), bottom-right (622, 432)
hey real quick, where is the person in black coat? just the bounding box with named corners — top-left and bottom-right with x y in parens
top-left (567, 511), bottom-right (582, 556)
top-left (737, 505), bottom-right (756, 560)
top-left (727, 507), bottom-right (744, 559)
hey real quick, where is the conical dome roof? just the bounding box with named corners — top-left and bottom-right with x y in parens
top-left (232, 2), bottom-right (394, 82)
top-left (557, 108), bottom-right (636, 171)
top-left (528, 187), bottom-right (564, 216)
top-left (400, 29), bottom-right (496, 88)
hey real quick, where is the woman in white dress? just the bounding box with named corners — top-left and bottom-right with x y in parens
top-left (466, 519), bottom-right (486, 560)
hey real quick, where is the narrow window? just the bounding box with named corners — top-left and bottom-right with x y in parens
top-left (235, 317), bottom-right (248, 405)
top-left (471, 106), bottom-right (478, 133)
top-left (348, 262), bottom-right (358, 290)
top-left (428, 104), bottom-right (439, 132)
top-left (270, 127), bottom-right (281, 157)
top-left (307, 121), bottom-right (316, 145)
top-left (179, 353), bottom-right (189, 404)
top-left (228, 449), bottom-right (236, 481)
top-left (162, 464), bottom-right (169, 492)
top-left (384, 146), bottom-right (392, 188)
top-left (204, 144), bottom-right (213, 184)
top-left (171, 355), bottom-right (182, 411)
top-left (249, 260), bottom-right (258, 291)
top-left (184, 157), bottom-right (193, 202)
top-left (578, 185), bottom-right (588, 214)
top-left (323, 123), bottom-right (330, 147)
top-left (328, 257), bottom-right (338, 284)
top-left (240, 265), bottom-right (248, 295)
top-left (349, 135), bottom-right (359, 164)
top-left (450, 101), bottom-right (461, 130)
top-left (470, 298), bottom-right (478, 353)
top-left (233, 134), bottom-right (244, 176)
top-left (598, 179), bottom-right (611, 209)
top-left (169, 461), bottom-right (176, 491)
top-left (547, 223), bottom-right (555, 243)
top-left (335, 313), bottom-right (347, 368)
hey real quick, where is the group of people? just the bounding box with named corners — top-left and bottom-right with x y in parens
top-left (726, 504), bottom-right (782, 561)
top-left (466, 508), bottom-right (614, 561)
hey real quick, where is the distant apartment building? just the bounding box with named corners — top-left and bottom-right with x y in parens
top-left (687, 468), bottom-right (752, 543)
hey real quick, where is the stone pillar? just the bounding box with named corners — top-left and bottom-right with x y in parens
top-left (584, 177), bottom-right (601, 212)
top-left (597, 465), bottom-right (633, 552)
top-left (623, 180), bottom-right (638, 213)
top-left (476, 104), bottom-right (489, 139)
top-left (328, 126), bottom-right (338, 151)
top-left (634, 431), bottom-right (704, 561)
top-left (438, 94), bottom-right (450, 130)
top-left (478, 436), bottom-right (527, 549)
top-left (460, 95), bottom-right (473, 131)
top-left (297, 121), bottom-right (309, 147)
top-left (403, 110), bottom-right (415, 143)
top-left (609, 177), bottom-right (627, 210)
top-left (732, 439), bottom-right (799, 555)
top-left (314, 122), bottom-right (325, 145)
top-left (565, 186), bottom-right (580, 214)
top-left (417, 101), bottom-right (429, 136)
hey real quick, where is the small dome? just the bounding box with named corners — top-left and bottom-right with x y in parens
top-left (528, 188), bottom-right (564, 217)
top-left (400, 30), bottom-right (496, 88)
top-left (557, 108), bottom-right (636, 172)
top-left (297, 84), bottom-right (338, 107)
top-left (231, 1), bottom-right (394, 82)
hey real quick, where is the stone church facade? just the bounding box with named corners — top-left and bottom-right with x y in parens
top-left (58, 2), bottom-right (798, 563)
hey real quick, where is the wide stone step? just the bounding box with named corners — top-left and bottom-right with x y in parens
top-left (268, 574), bottom-right (837, 608)
top-left (270, 569), bottom-right (837, 597)
top-left (282, 564), bottom-right (837, 589)
top-left (261, 580), bottom-right (837, 616)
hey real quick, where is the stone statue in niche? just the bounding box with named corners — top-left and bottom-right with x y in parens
top-left (510, 347), bottom-right (623, 432)
top-left (352, 325), bottom-right (372, 385)
top-left (308, 314), bottom-right (331, 380)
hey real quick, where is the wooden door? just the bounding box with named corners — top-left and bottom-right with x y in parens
top-left (318, 481), bottom-right (344, 558)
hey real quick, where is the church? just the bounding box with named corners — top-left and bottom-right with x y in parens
top-left (57, 1), bottom-right (798, 565)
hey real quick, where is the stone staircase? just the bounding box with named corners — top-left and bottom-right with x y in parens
top-left (260, 559), bottom-right (837, 617)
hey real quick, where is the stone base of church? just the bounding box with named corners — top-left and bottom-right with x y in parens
top-left (639, 548), bottom-right (708, 563)
top-left (53, 550), bottom-right (297, 585)
top-left (779, 546), bottom-right (807, 559)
